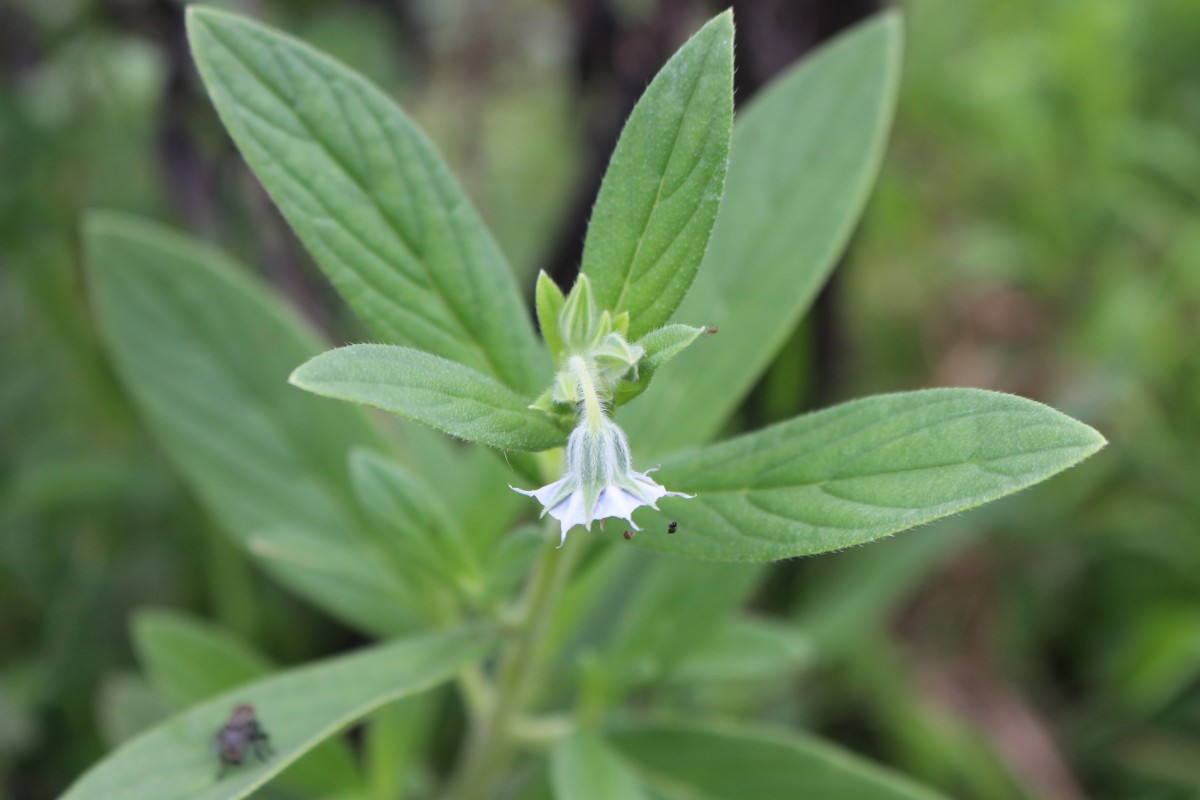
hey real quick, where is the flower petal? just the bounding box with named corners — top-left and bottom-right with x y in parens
top-left (511, 477), bottom-right (577, 519)
top-left (595, 486), bottom-right (645, 527)
top-left (511, 418), bottom-right (693, 547)
top-left (546, 488), bottom-right (592, 545)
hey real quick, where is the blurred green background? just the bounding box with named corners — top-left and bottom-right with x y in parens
top-left (1, 0), bottom-right (1197, 798)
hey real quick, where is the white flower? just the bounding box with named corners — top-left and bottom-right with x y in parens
top-left (513, 413), bottom-right (690, 547)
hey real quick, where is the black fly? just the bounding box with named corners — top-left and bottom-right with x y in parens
top-left (213, 704), bottom-right (272, 778)
top-left (667, 520), bottom-right (678, 534)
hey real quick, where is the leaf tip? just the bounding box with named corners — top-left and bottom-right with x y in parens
top-left (80, 208), bottom-right (140, 247)
top-left (707, 7), bottom-right (735, 34)
top-left (287, 359), bottom-right (316, 391)
top-left (1080, 422), bottom-right (1109, 454)
top-left (864, 6), bottom-right (905, 69)
top-left (183, 3), bottom-right (218, 40)
top-left (702, 8), bottom-right (736, 59)
top-left (183, 3), bottom-right (229, 30)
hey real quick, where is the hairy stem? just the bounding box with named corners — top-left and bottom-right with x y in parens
top-left (568, 354), bottom-right (604, 429)
top-left (442, 521), bottom-right (584, 800)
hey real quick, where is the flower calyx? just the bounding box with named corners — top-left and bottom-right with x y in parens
top-left (513, 358), bottom-right (691, 546)
top-left (531, 271), bottom-right (713, 417)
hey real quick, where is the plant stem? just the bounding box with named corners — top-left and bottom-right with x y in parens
top-left (568, 354), bottom-right (604, 429)
top-left (442, 524), bottom-right (583, 800)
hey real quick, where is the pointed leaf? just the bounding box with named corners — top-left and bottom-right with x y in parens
top-left (637, 389), bottom-right (1105, 562)
top-left (290, 344), bottom-right (567, 452)
top-left (615, 324), bottom-right (709, 405)
top-left (622, 12), bottom-right (903, 456)
top-left (581, 11), bottom-right (734, 339)
top-left (63, 628), bottom-right (496, 800)
top-left (186, 7), bottom-right (545, 393)
top-left (560, 273), bottom-right (597, 353)
top-left (535, 271), bottom-right (567, 365)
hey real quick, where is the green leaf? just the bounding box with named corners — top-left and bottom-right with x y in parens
top-left (592, 558), bottom-right (761, 686)
top-left (132, 610), bottom-right (271, 709)
top-left (387, 425), bottom-right (529, 556)
top-left (130, 609), bottom-right (362, 796)
top-left (481, 524), bottom-right (544, 605)
top-left (349, 448), bottom-right (483, 593)
top-left (62, 627), bottom-right (496, 800)
top-left (610, 722), bottom-right (947, 799)
top-left (794, 519), bottom-right (975, 658)
top-left (290, 344), bottom-right (566, 452)
top-left (96, 676), bottom-right (171, 749)
top-left (560, 273), bottom-right (598, 354)
top-left (621, 12), bottom-right (903, 456)
top-left (547, 550), bottom-right (761, 707)
top-left (510, 767), bottom-right (555, 800)
top-left (667, 616), bottom-right (812, 685)
top-left (363, 695), bottom-right (436, 800)
top-left (186, 7), bottom-right (545, 394)
top-left (616, 324), bottom-right (710, 406)
top-left (581, 11), bottom-right (734, 339)
top-left (246, 525), bottom-right (421, 634)
top-left (636, 389), bottom-right (1105, 562)
top-left (83, 212), bottom-right (418, 635)
top-left (551, 731), bottom-right (649, 800)
top-left (535, 271), bottom-right (567, 365)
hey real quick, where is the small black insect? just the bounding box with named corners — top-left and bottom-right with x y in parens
top-left (667, 520), bottom-right (678, 534)
top-left (213, 703), bottom-right (272, 778)
top-left (623, 529), bottom-right (634, 540)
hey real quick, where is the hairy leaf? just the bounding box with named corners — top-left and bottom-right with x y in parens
top-left (621, 12), bottom-right (903, 456)
top-left (581, 11), bottom-right (734, 339)
top-left (290, 344), bottom-right (566, 452)
top-left (638, 389), bottom-right (1105, 561)
top-left (187, 7), bottom-right (545, 393)
top-left (616, 324), bottom-right (710, 405)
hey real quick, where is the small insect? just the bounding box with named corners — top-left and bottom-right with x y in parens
top-left (706, 326), bottom-right (719, 335)
top-left (213, 704), bottom-right (272, 778)
top-left (667, 520), bottom-right (678, 534)
top-left (623, 529), bottom-right (634, 540)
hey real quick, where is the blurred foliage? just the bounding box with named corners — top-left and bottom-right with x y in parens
top-left (0, 0), bottom-right (1197, 798)
top-left (804, 1), bottom-right (1200, 798)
